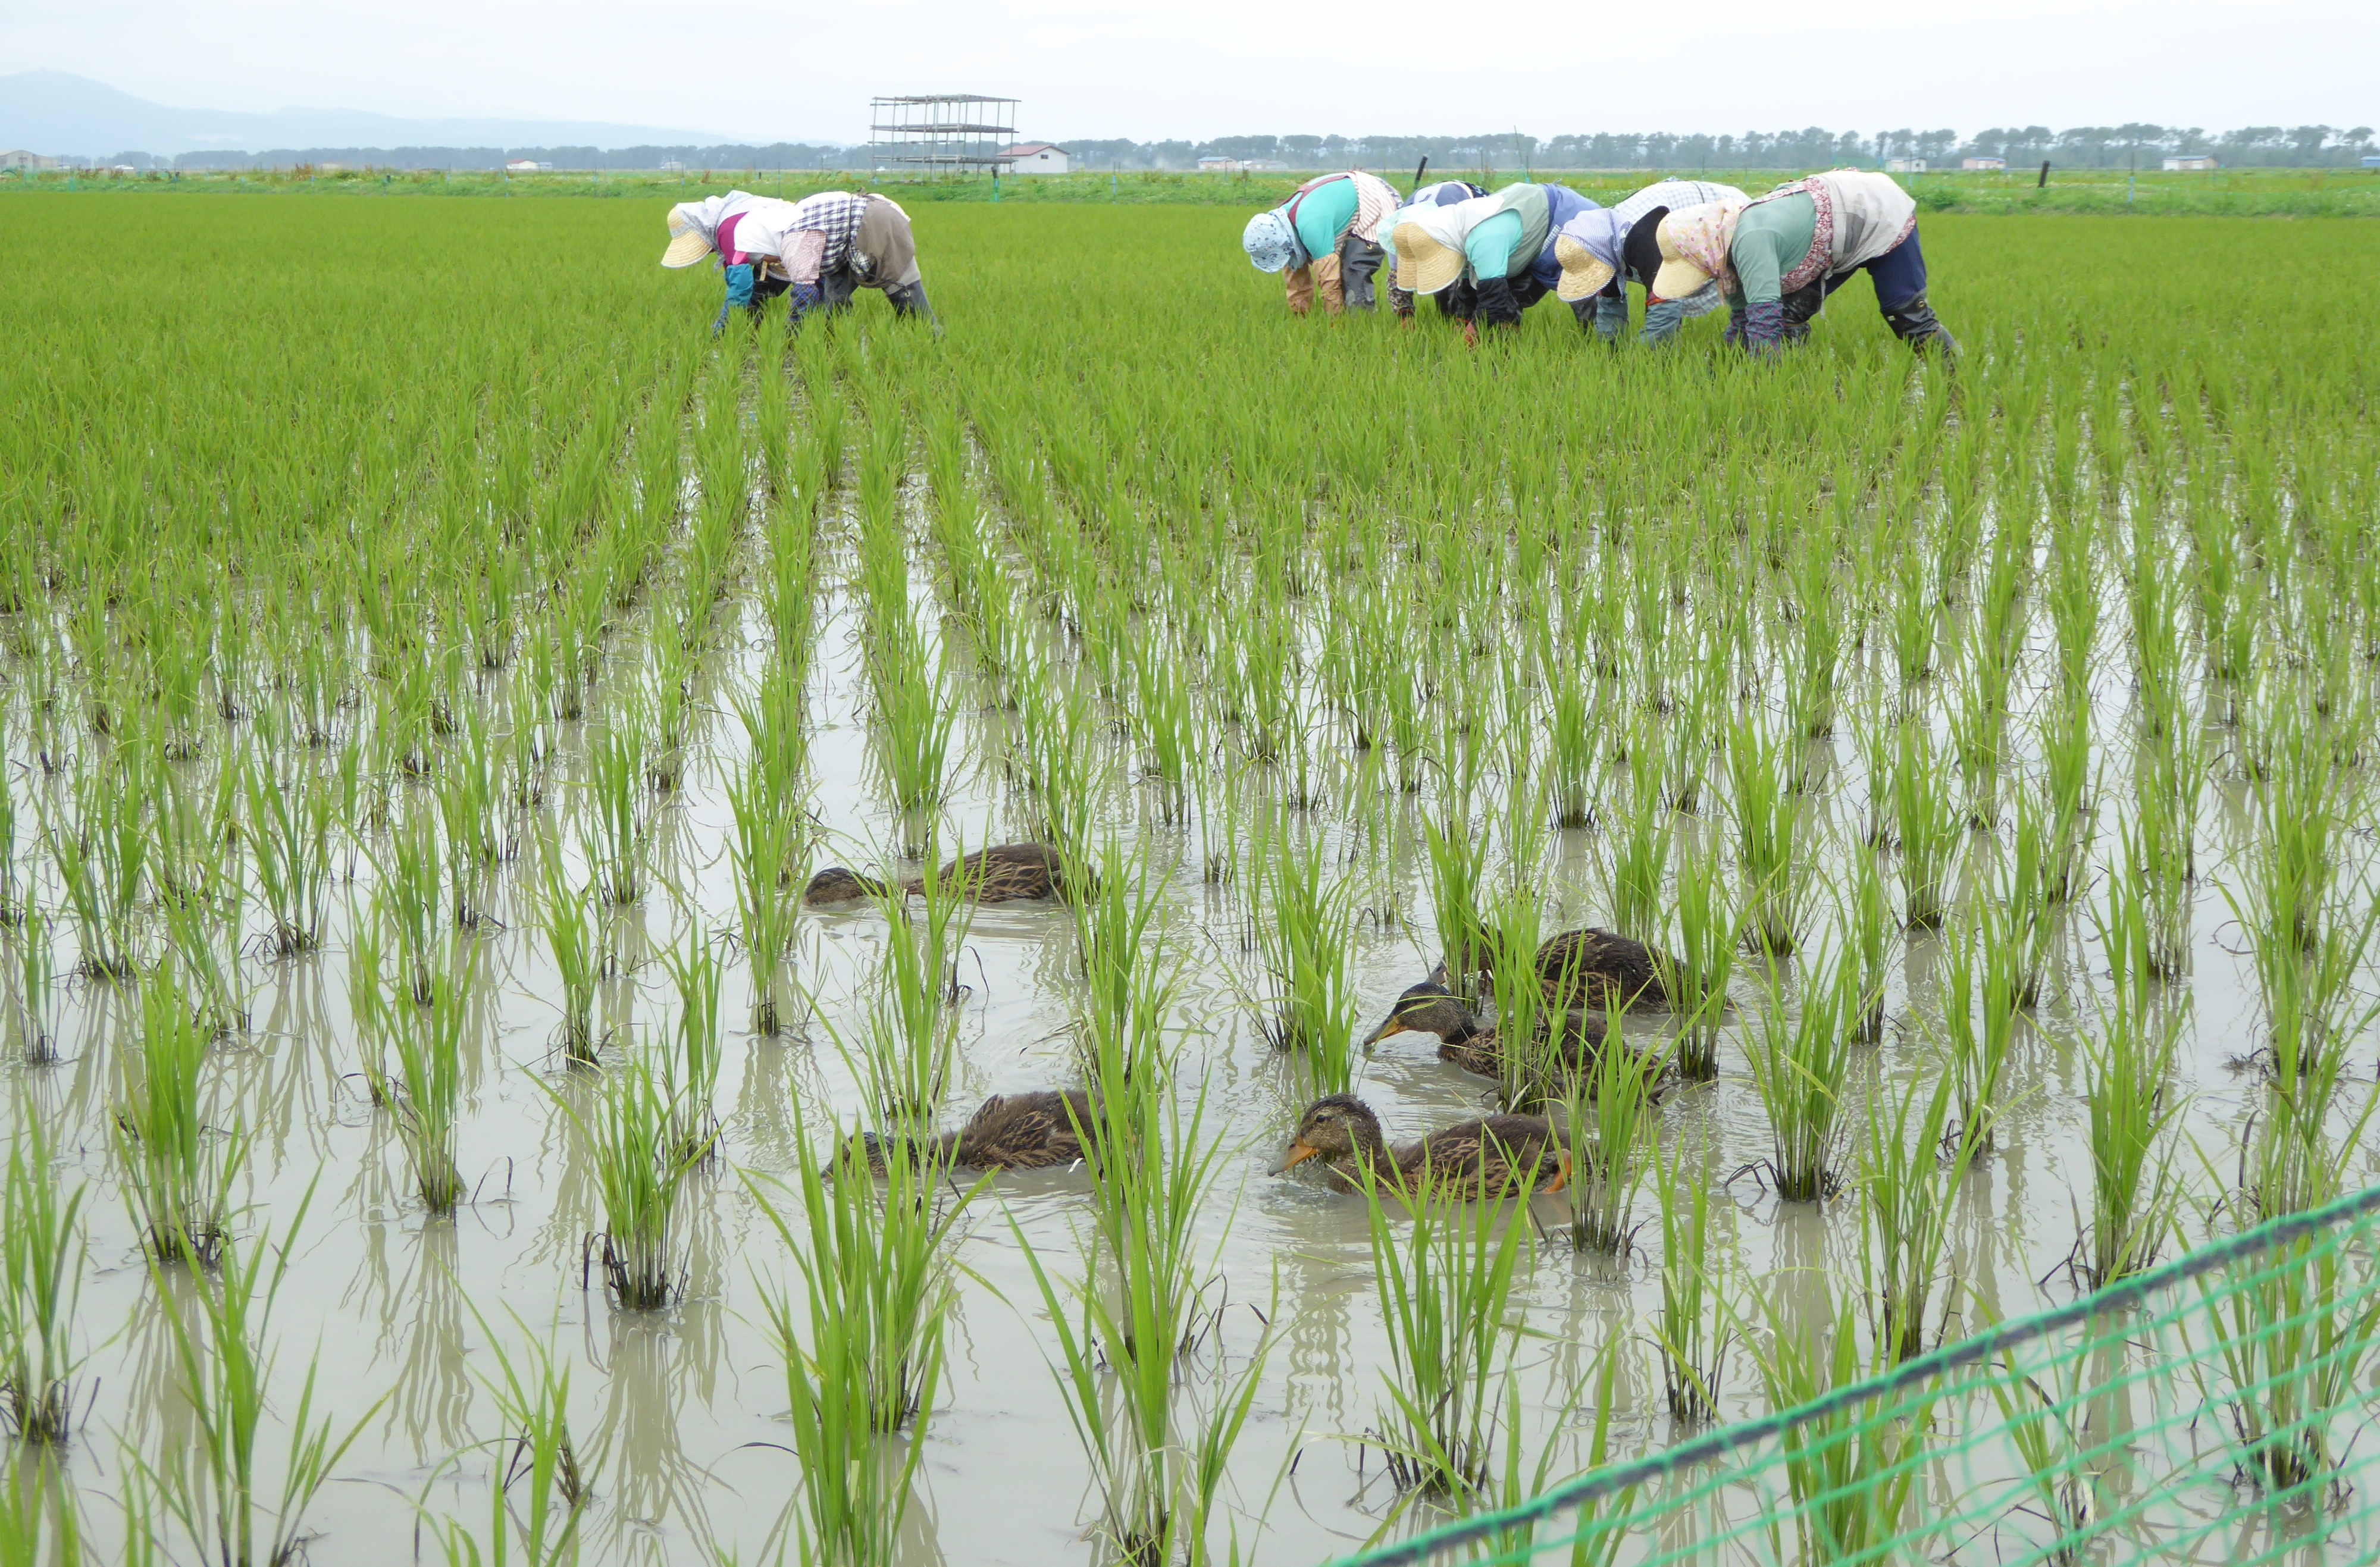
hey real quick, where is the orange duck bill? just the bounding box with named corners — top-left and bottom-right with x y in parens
top-left (1543, 1151), bottom-right (1571, 1195)
top-left (1281, 1142), bottom-right (1321, 1171)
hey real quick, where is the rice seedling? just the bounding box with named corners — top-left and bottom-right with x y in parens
top-left (2189, 1228), bottom-right (2380, 1499)
top-left (0, 1105), bottom-right (86, 1444)
top-left (360, 923), bottom-right (480, 1217)
top-left (1250, 819), bottom-right (1357, 1095)
top-left (1359, 1166), bottom-right (1533, 1499)
top-left (1421, 798), bottom-right (1491, 990)
top-left (1742, 952), bottom-right (1860, 1202)
top-left (1602, 761), bottom-right (1673, 945)
top-left (1652, 1132), bottom-right (1734, 1425)
top-left (1465, 1337), bottom-right (1633, 1567)
top-left (44, 748), bottom-right (149, 981)
top-left (581, 699), bottom-right (650, 905)
top-left (558, 1061), bottom-right (700, 1312)
top-left (1725, 714), bottom-right (1810, 957)
top-left (845, 847), bottom-right (978, 1129)
top-left (148, 1192), bottom-right (387, 1567)
top-left (1936, 920), bottom-right (2015, 1161)
top-left (2074, 982), bottom-right (2185, 1289)
top-left (722, 767), bottom-right (802, 1037)
top-left (533, 836), bottom-right (601, 1064)
top-left (1859, 1069), bottom-right (1977, 1363)
top-left (11, 907), bottom-right (57, 1065)
top-left (241, 738), bottom-right (335, 957)
top-left (1887, 718), bottom-right (1962, 930)
top-left (1560, 1000), bottom-right (1670, 1256)
top-left (116, 967), bottom-right (239, 1266)
top-left (656, 929), bottom-right (723, 1163)
top-left (1660, 826), bottom-right (1739, 1080)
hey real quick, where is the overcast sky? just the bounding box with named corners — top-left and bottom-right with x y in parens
top-left (6, 0), bottom-right (2373, 145)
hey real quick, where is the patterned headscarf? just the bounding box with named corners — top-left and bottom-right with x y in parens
top-left (1654, 199), bottom-right (1748, 297)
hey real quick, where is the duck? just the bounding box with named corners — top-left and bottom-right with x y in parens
top-left (804, 841), bottom-right (1081, 908)
top-left (1360, 974), bottom-right (1611, 1083)
top-left (1483, 927), bottom-right (1680, 1012)
top-left (1281, 1093), bottom-right (1569, 1201)
top-left (852, 1089), bottom-right (1102, 1174)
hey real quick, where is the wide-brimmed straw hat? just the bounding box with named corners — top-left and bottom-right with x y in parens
top-left (1553, 234), bottom-right (1615, 302)
top-left (661, 228), bottom-right (715, 268)
top-left (1649, 214), bottom-right (1711, 301)
top-left (1393, 224), bottom-right (1465, 294)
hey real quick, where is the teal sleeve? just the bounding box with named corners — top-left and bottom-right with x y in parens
top-left (1291, 181), bottom-right (1361, 261)
top-left (1464, 211), bottom-right (1524, 281)
top-left (1727, 198), bottom-right (1812, 307)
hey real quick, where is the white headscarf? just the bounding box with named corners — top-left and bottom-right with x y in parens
top-left (665, 190), bottom-right (806, 258)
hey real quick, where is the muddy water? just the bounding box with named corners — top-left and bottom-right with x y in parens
top-left (13, 554), bottom-right (2369, 1567)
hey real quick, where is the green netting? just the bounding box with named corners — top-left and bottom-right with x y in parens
top-left (1334, 1182), bottom-right (2380, 1567)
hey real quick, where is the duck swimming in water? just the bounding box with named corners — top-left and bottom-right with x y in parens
top-left (804, 841), bottom-right (1082, 908)
top-left (1360, 974), bottom-right (1610, 1082)
top-left (1280, 1093), bottom-right (1569, 1200)
top-left (852, 1089), bottom-right (1102, 1174)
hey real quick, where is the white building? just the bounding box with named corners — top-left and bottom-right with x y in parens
top-left (505, 159), bottom-right (552, 173)
top-left (997, 143), bottom-right (1070, 175)
top-left (0, 150), bottom-right (60, 171)
top-left (1961, 156), bottom-right (2006, 171)
top-left (2162, 155), bottom-right (2217, 171)
top-left (1884, 157), bottom-right (1927, 174)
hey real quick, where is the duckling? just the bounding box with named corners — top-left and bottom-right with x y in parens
top-left (853, 1089), bottom-right (1102, 1174)
top-left (1281, 1093), bottom-right (1568, 1201)
top-left (1360, 976), bottom-right (1610, 1083)
top-left (804, 841), bottom-right (1081, 908)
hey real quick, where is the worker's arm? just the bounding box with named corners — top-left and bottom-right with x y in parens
top-left (712, 263), bottom-right (755, 336)
top-left (1464, 212), bottom-right (1526, 331)
top-left (1640, 297), bottom-right (1687, 344)
top-left (1727, 198), bottom-right (1814, 353)
top-left (1283, 264), bottom-right (1316, 315)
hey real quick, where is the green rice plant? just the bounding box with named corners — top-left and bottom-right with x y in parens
top-left (1129, 635), bottom-right (1197, 825)
top-left (1842, 847), bottom-right (1895, 1043)
top-left (1251, 819), bottom-right (1357, 1095)
top-left (2034, 693), bottom-right (2096, 905)
top-left (852, 849), bottom-right (978, 1129)
top-left (2075, 988), bottom-right (2185, 1289)
top-left (433, 706), bottom-right (506, 926)
top-left (1886, 547), bottom-right (1939, 685)
top-left (241, 738), bottom-right (334, 957)
top-left (1889, 719), bottom-right (1961, 930)
top-left (656, 929), bottom-right (723, 1164)
top-left (556, 1061), bottom-right (699, 1312)
top-left (0, 1105), bottom-right (86, 1443)
top-left (1545, 667), bottom-right (1598, 829)
top-left (116, 968), bottom-right (240, 1266)
top-left (1561, 1000), bottom-right (1670, 1255)
top-left (1659, 827), bottom-right (1737, 1081)
top-left (1359, 1167), bottom-right (1532, 1498)
top-left (1467, 1335), bottom-right (1633, 1567)
top-left (1480, 887), bottom-right (1554, 1112)
top-left (1937, 921), bottom-right (2013, 1161)
top-left (148, 1192), bottom-right (386, 1567)
top-left (375, 806), bottom-right (444, 1007)
top-left (1421, 798), bottom-right (1491, 991)
top-left (13, 906), bottom-right (58, 1064)
top-left (1858, 1068), bottom-right (1976, 1363)
top-left (1725, 714), bottom-right (1810, 957)
top-left (862, 618), bottom-right (958, 823)
top-left (43, 749), bottom-right (149, 980)
top-left (533, 836), bottom-right (600, 1065)
top-left (1652, 1132), bottom-right (1734, 1424)
top-left (1602, 763), bottom-right (1672, 945)
top-left (159, 845), bottom-right (249, 1041)
top-left (581, 699), bottom-right (649, 905)
top-left (1072, 836), bottom-right (1176, 1093)
top-left (1742, 951), bottom-right (1859, 1202)
top-left (723, 766), bottom-right (801, 1037)
top-left (2188, 1229), bottom-right (2380, 1499)
top-left (1748, 1275), bottom-right (1934, 1566)
top-left (361, 926), bottom-right (479, 1217)
top-left (1983, 1337), bottom-right (2101, 1566)
top-left (464, 1315), bottom-right (599, 1565)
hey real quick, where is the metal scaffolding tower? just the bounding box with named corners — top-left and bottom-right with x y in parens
top-left (868, 95), bottom-right (1019, 177)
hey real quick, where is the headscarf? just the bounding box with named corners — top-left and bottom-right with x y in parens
top-left (1651, 199), bottom-right (1748, 300)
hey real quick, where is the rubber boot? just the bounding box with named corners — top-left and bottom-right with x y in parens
top-left (1885, 294), bottom-right (1958, 355)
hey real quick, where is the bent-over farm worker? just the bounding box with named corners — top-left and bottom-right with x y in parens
top-left (1377, 180), bottom-right (1488, 319)
top-left (663, 190), bottom-right (934, 333)
top-left (1242, 170), bottom-right (1405, 315)
top-left (1389, 182), bottom-right (1599, 337)
top-left (1650, 170), bottom-right (1954, 355)
top-left (1551, 178), bottom-right (1746, 344)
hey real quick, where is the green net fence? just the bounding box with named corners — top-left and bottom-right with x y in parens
top-left (1333, 1181), bottom-right (2380, 1567)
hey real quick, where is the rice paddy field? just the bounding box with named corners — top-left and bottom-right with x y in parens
top-left (3, 193), bottom-right (2380, 1565)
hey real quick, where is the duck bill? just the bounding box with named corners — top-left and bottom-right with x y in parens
top-left (1361, 1016), bottom-right (1401, 1048)
top-left (1280, 1142), bottom-right (1321, 1171)
top-left (1543, 1151), bottom-right (1572, 1196)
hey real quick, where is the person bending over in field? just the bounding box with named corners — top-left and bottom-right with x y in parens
top-left (1242, 170), bottom-right (1405, 316)
top-left (662, 189), bottom-right (935, 334)
top-left (1550, 178), bottom-right (1746, 345)
top-left (1374, 180), bottom-right (1486, 321)
top-left (1386, 181), bottom-right (1601, 340)
top-left (1649, 170), bottom-right (1955, 356)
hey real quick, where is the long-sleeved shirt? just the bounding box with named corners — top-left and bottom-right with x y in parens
top-left (1725, 192), bottom-right (1820, 308)
top-left (1289, 178), bottom-right (1361, 261)
top-left (1454, 184), bottom-right (1558, 284)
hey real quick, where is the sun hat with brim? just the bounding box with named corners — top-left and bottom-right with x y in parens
top-left (1394, 224), bottom-right (1465, 295)
top-left (662, 229), bottom-right (715, 268)
top-left (1553, 235), bottom-right (1616, 302)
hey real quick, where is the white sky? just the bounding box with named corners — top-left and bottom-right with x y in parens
top-left (6, 0), bottom-right (2373, 145)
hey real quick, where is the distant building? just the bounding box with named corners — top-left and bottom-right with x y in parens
top-left (1884, 157), bottom-right (1927, 173)
top-left (660, 159), bottom-right (686, 171)
top-left (997, 143), bottom-right (1070, 175)
top-left (505, 159), bottom-right (551, 173)
top-left (1197, 156), bottom-right (1243, 171)
top-left (2162, 156), bottom-right (2218, 171)
top-left (2366, 155), bottom-right (2380, 168)
top-left (0, 150), bottom-right (59, 170)
top-left (1961, 156), bottom-right (2006, 171)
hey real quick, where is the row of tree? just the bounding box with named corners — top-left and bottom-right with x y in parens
top-left (133, 124), bottom-right (2380, 174)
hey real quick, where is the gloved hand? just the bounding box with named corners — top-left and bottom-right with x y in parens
top-left (886, 280), bottom-right (943, 338)
top-left (1458, 318), bottom-right (1480, 348)
top-left (1723, 306), bottom-right (1748, 349)
top-left (1743, 299), bottom-right (1787, 356)
top-left (1592, 294), bottom-right (1629, 341)
top-left (1473, 276), bottom-right (1522, 331)
top-left (1389, 286), bottom-right (1417, 319)
top-left (1640, 299), bottom-right (1686, 346)
top-left (712, 263), bottom-right (756, 336)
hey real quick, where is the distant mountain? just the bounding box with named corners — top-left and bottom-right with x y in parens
top-left (0, 70), bottom-right (737, 158)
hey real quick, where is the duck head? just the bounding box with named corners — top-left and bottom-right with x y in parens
top-left (1361, 978), bottom-right (1479, 1047)
top-left (1282, 1093), bottom-right (1385, 1170)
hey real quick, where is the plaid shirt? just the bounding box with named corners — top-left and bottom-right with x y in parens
top-left (1609, 178), bottom-right (1746, 231)
top-left (790, 191), bottom-right (869, 275)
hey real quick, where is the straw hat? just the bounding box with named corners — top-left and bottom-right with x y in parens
top-left (1393, 224), bottom-right (1465, 295)
top-left (1553, 234), bottom-right (1615, 302)
top-left (661, 228), bottom-right (715, 268)
top-left (1649, 214), bottom-right (1711, 302)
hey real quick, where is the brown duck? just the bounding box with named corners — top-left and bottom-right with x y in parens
top-left (856, 1089), bottom-right (1101, 1174)
top-left (1491, 928), bottom-right (1680, 1012)
top-left (804, 842), bottom-right (1079, 908)
top-left (1361, 976), bottom-right (1611, 1082)
top-left (1281, 1093), bottom-right (1569, 1200)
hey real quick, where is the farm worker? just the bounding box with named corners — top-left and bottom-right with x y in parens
top-left (1389, 182), bottom-right (1599, 337)
top-left (1377, 180), bottom-right (1487, 319)
top-left (1649, 170), bottom-right (1955, 355)
top-left (662, 189), bottom-right (934, 334)
top-left (1242, 170), bottom-right (1405, 315)
top-left (1550, 178), bottom-right (1747, 344)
